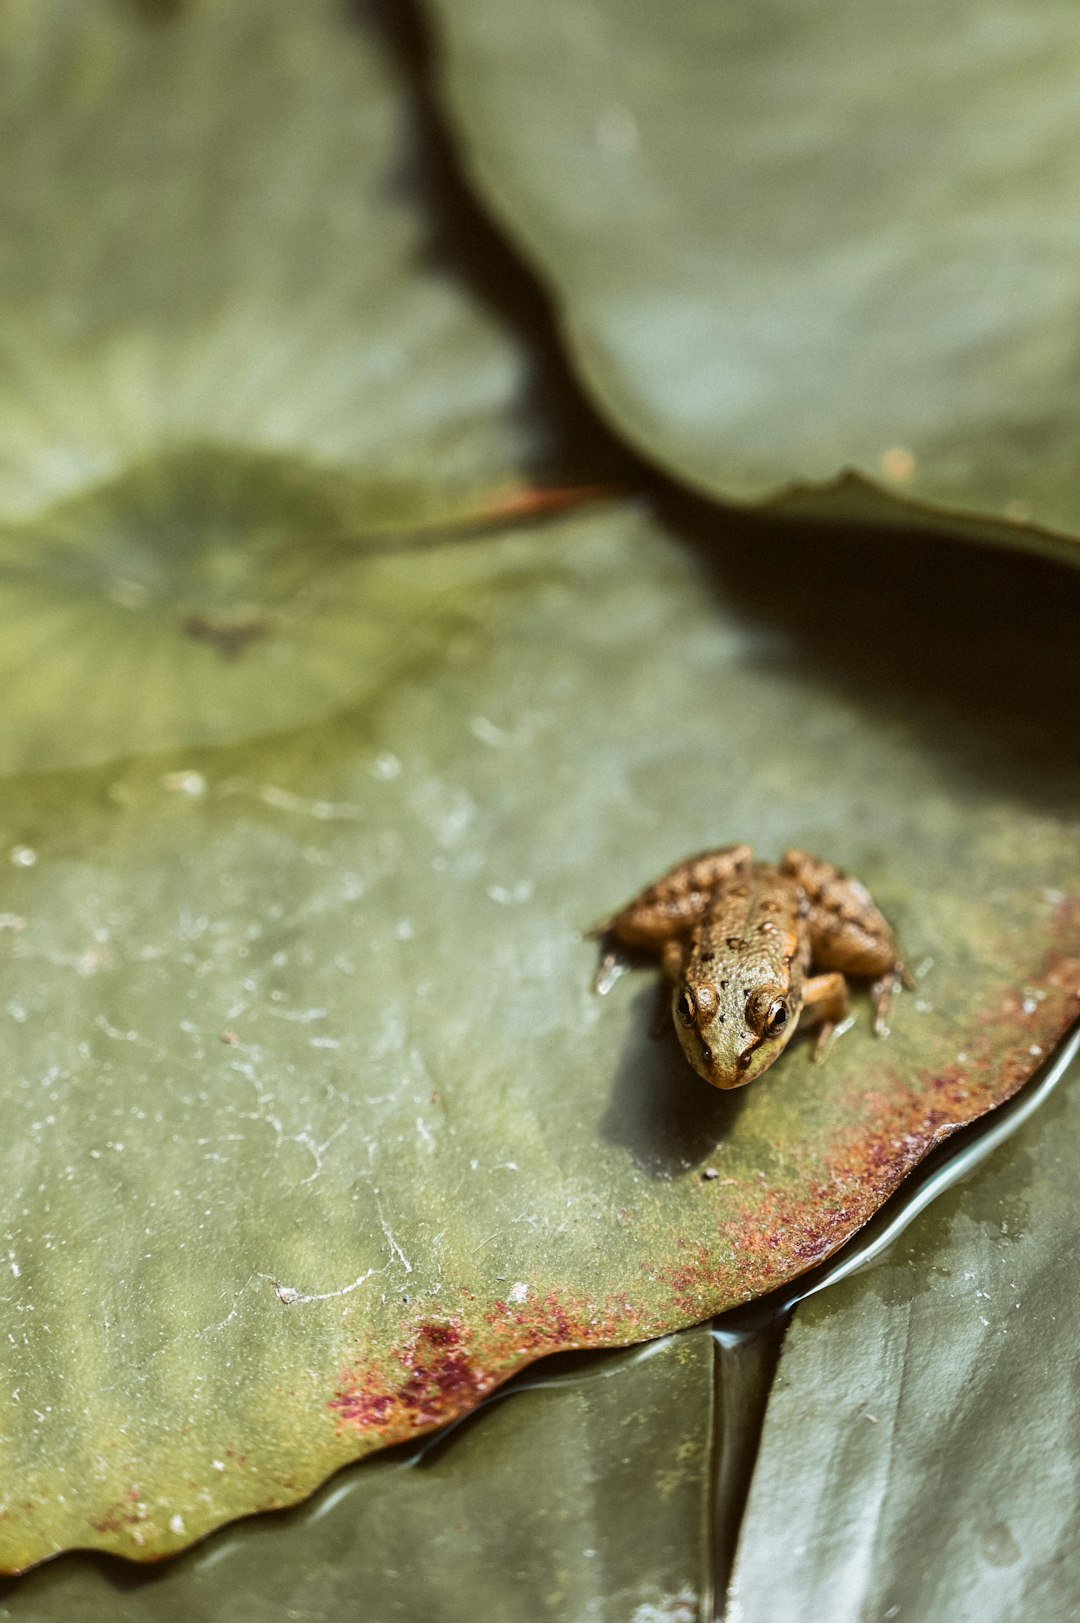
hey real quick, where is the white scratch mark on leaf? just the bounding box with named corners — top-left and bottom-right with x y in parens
top-left (93, 1014), bottom-right (138, 1042)
top-left (262, 1267), bottom-right (385, 1306)
top-left (193, 1275), bottom-right (258, 1339)
top-left (266, 1005), bottom-right (328, 1025)
top-left (376, 1197), bottom-right (413, 1274)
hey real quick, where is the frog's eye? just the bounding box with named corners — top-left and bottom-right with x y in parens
top-left (676, 989), bottom-right (697, 1027)
top-left (764, 998), bottom-right (789, 1036)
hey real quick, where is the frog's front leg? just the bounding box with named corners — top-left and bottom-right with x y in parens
top-left (798, 971), bottom-right (851, 1060)
top-left (780, 849), bottom-right (910, 1034)
top-left (650, 938), bottom-right (690, 1038)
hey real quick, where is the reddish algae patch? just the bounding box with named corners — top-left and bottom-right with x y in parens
top-left (330, 1319), bottom-right (492, 1436)
top-left (330, 1291), bottom-right (643, 1446)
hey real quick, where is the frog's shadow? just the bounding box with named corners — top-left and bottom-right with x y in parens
top-left (598, 982), bottom-right (749, 1175)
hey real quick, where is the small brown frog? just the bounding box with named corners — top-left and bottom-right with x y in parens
top-left (591, 845), bottom-right (909, 1089)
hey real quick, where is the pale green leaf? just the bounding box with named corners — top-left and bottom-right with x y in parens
top-left (424, 0), bottom-right (1080, 556)
top-left (0, 0), bottom-right (550, 773)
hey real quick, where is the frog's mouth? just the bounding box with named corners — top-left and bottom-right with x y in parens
top-left (719, 1037), bottom-right (779, 1089)
top-left (678, 1024), bottom-right (767, 1091)
top-left (673, 995), bottom-right (797, 1089)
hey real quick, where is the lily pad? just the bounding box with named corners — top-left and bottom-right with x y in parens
top-left (0, 0), bottom-right (558, 773)
top-left (1, 498), bottom-right (1078, 1567)
top-left (729, 1040), bottom-right (1080, 1622)
top-left (424, 0), bottom-right (1080, 557)
top-left (0, 447), bottom-right (549, 773)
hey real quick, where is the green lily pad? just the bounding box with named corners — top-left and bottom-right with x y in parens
top-left (0, 446), bottom-right (540, 773)
top-left (729, 1041), bottom-right (1080, 1622)
top-left (1, 497), bottom-right (1078, 1567)
top-left (0, 0), bottom-right (559, 773)
top-left (424, 0), bottom-right (1080, 557)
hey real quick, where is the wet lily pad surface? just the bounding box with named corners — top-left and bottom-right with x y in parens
top-left (1, 497), bottom-right (1078, 1566)
top-left (425, 0), bottom-right (1080, 554)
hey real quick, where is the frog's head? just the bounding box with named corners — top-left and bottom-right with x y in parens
top-left (672, 977), bottom-right (797, 1089)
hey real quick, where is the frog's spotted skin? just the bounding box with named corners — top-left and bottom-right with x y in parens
top-left (592, 845), bottom-right (908, 1090)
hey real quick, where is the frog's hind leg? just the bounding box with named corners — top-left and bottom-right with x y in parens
top-left (799, 971), bottom-right (851, 1061)
top-left (781, 849), bottom-right (911, 1034)
top-left (589, 844), bottom-right (753, 952)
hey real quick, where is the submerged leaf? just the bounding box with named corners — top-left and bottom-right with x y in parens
top-left (424, 0), bottom-right (1080, 556)
top-left (729, 1043), bottom-right (1080, 1622)
top-left (0, 499), bottom-right (1077, 1565)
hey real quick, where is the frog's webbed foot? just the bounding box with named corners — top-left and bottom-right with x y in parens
top-left (650, 983), bottom-right (671, 1040)
top-left (812, 1021), bottom-right (838, 1063)
top-left (647, 939), bottom-right (688, 1038)
top-left (871, 963), bottom-right (912, 1035)
top-left (590, 934), bottom-right (625, 996)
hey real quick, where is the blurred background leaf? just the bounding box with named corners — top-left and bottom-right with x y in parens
top-left (0, 0), bottom-right (532, 514)
top-left (425, 0), bottom-right (1080, 559)
top-left (0, 0), bottom-right (618, 773)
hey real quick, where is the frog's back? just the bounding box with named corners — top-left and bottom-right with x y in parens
top-left (690, 862), bottom-right (807, 987)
